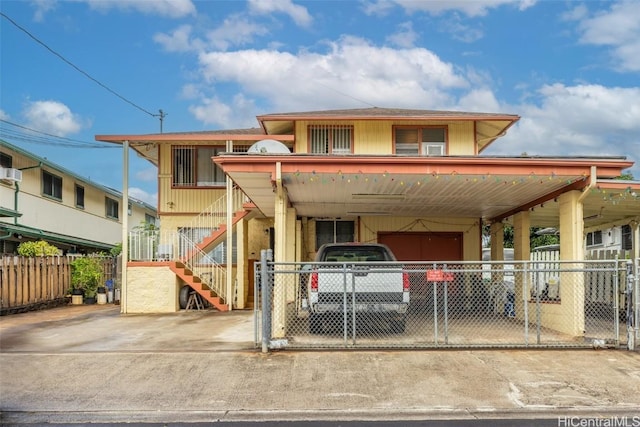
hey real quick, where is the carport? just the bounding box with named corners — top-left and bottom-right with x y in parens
top-left (216, 154), bottom-right (640, 348)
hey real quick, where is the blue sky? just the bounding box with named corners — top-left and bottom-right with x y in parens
top-left (1, 0), bottom-right (639, 207)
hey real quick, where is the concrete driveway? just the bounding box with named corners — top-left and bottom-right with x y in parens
top-left (1, 304), bottom-right (639, 424)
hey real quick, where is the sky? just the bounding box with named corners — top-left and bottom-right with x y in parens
top-left (1, 0), bottom-right (639, 208)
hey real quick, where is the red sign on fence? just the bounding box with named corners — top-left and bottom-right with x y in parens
top-left (426, 269), bottom-right (455, 282)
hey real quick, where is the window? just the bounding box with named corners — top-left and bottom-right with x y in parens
top-left (622, 225), bottom-right (632, 250)
top-left (315, 220), bottom-right (355, 250)
top-left (394, 127), bottom-right (446, 156)
top-left (42, 170), bottom-right (62, 200)
top-left (172, 145), bottom-right (249, 187)
top-left (586, 231), bottom-right (603, 247)
top-left (0, 152), bottom-right (12, 168)
top-left (128, 202), bottom-right (132, 216)
top-left (309, 125), bottom-right (353, 154)
top-left (145, 213), bottom-right (157, 227)
top-left (75, 185), bottom-right (85, 209)
top-left (106, 197), bottom-right (119, 220)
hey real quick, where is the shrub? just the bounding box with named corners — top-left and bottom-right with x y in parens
top-left (70, 256), bottom-right (104, 298)
top-left (17, 240), bottom-right (60, 257)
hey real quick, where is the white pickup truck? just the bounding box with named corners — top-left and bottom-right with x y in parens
top-left (305, 243), bottom-right (410, 333)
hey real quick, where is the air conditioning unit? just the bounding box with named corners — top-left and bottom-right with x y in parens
top-left (423, 143), bottom-right (445, 156)
top-left (1, 167), bottom-right (23, 182)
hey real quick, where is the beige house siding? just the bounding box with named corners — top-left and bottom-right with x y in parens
top-left (292, 120), bottom-right (476, 155)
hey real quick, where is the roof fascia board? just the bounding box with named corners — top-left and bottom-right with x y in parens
top-left (95, 134), bottom-right (294, 143)
top-left (214, 155), bottom-right (632, 177)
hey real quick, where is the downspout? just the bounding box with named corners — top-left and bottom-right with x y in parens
top-left (121, 141), bottom-right (129, 314)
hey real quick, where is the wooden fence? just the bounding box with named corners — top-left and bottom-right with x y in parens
top-left (0, 256), bottom-right (115, 315)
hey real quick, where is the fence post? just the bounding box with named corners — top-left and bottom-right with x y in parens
top-left (261, 249), bottom-right (273, 354)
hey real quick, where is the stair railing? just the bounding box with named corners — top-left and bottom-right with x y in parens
top-left (185, 187), bottom-right (248, 245)
top-left (177, 232), bottom-right (227, 303)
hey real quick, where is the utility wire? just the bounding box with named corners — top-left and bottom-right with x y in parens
top-left (0, 119), bottom-right (117, 149)
top-left (0, 12), bottom-right (159, 119)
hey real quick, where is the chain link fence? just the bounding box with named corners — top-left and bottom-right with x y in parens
top-left (254, 250), bottom-right (638, 351)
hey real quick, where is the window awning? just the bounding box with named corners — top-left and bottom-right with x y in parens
top-left (0, 223), bottom-right (114, 251)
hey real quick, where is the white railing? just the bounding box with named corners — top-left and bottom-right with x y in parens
top-left (177, 232), bottom-right (228, 303)
top-left (185, 188), bottom-right (247, 245)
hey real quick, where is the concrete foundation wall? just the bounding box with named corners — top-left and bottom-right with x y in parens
top-left (126, 265), bottom-right (180, 313)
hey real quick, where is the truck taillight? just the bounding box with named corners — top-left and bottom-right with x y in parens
top-left (311, 272), bottom-right (318, 291)
top-left (403, 272), bottom-right (410, 291)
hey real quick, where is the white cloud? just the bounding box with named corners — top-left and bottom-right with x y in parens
top-left (0, 109), bottom-right (9, 120)
top-left (486, 83), bottom-right (640, 176)
top-left (248, 0), bottom-right (312, 27)
top-left (22, 100), bottom-right (85, 136)
top-left (574, 1), bottom-right (640, 72)
top-left (205, 15), bottom-right (270, 51)
top-left (135, 167), bottom-right (158, 183)
top-left (153, 25), bottom-right (204, 53)
top-left (189, 93), bottom-right (257, 128)
top-left (385, 0), bottom-right (536, 17)
top-left (386, 21), bottom-right (419, 48)
top-left (194, 36), bottom-right (468, 116)
top-left (128, 187), bottom-right (157, 206)
top-left (30, 0), bottom-right (196, 20)
top-left (82, 0), bottom-right (196, 18)
top-left (31, 0), bottom-right (58, 22)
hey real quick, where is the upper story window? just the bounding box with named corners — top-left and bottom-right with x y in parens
top-left (106, 197), bottom-right (119, 220)
top-left (172, 145), bottom-right (249, 187)
top-left (309, 125), bottom-right (353, 154)
top-left (75, 184), bottom-right (85, 209)
top-left (42, 170), bottom-right (62, 200)
top-left (0, 152), bottom-right (12, 168)
top-left (394, 127), bottom-right (447, 156)
top-left (145, 213), bottom-right (157, 227)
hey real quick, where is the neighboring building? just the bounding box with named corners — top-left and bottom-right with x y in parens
top-left (0, 139), bottom-right (158, 254)
top-left (96, 107), bottom-right (640, 338)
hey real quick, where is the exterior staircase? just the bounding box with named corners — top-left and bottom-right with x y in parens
top-left (170, 261), bottom-right (229, 311)
top-left (174, 188), bottom-right (258, 311)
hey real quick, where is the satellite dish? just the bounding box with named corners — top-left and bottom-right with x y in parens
top-left (248, 139), bottom-right (290, 154)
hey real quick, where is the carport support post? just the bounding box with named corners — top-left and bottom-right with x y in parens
top-left (513, 211), bottom-right (530, 321)
top-left (559, 190), bottom-right (585, 337)
top-left (261, 249), bottom-right (273, 353)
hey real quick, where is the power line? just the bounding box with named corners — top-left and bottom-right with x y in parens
top-left (0, 12), bottom-right (163, 121)
top-left (0, 119), bottom-right (117, 149)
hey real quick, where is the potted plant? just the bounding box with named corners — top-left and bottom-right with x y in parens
top-left (70, 256), bottom-right (104, 305)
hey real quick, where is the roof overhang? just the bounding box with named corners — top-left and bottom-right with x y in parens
top-left (0, 223), bottom-right (114, 251)
top-left (95, 133), bottom-right (295, 166)
top-left (214, 154), bottom-right (639, 227)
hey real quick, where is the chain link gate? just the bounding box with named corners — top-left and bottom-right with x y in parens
top-left (255, 250), bottom-right (633, 351)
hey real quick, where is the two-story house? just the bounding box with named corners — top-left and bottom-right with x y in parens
top-left (0, 139), bottom-right (158, 255)
top-left (96, 107), bottom-right (639, 338)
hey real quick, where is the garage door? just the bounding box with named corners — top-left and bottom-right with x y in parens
top-left (379, 232), bottom-right (463, 261)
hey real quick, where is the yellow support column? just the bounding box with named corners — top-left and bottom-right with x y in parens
top-left (236, 217), bottom-right (248, 309)
top-left (558, 190), bottom-right (585, 337)
top-left (273, 162), bottom-right (288, 338)
top-left (490, 222), bottom-right (505, 285)
top-left (513, 211), bottom-right (530, 319)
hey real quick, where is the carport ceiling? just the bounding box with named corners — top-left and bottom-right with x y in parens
top-left (219, 155), bottom-right (636, 226)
